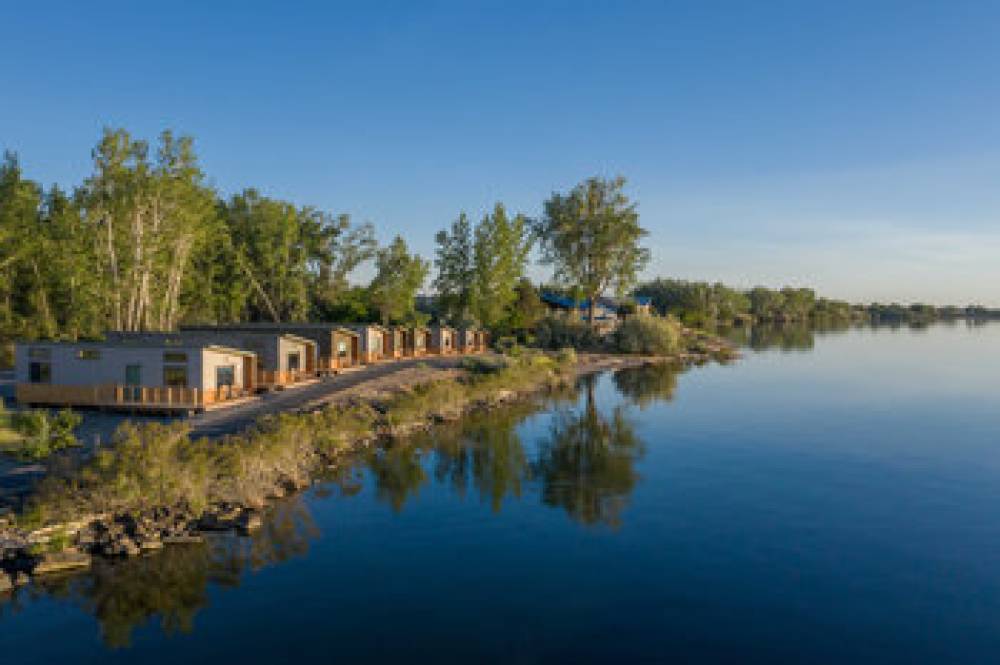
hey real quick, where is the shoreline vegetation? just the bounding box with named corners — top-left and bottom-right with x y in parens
top-left (634, 278), bottom-right (1000, 328)
top-left (0, 336), bottom-right (736, 590)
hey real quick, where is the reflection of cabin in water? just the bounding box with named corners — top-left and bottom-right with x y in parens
top-left (14, 339), bottom-right (256, 413)
top-left (111, 330), bottom-right (316, 390)
top-left (181, 324), bottom-right (359, 375)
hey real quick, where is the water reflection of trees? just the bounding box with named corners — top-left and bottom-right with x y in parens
top-left (432, 404), bottom-right (534, 513)
top-left (367, 443), bottom-right (428, 512)
top-left (7, 497), bottom-right (319, 648)
top-left (1, 375), bottom-right (659, 646)
top-left (366, 378), bottom-right (647, 528)
top-left (612, 363), bottom-right (679, 408)
top-left (532, 376), bottom-right (643, 528)
top-left (724, 323), bottom-right (817, 351)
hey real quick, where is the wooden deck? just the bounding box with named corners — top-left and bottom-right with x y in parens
top-left (15, 383), bottom-right (252, 413)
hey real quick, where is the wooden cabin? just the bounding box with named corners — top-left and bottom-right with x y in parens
top-left (351, 324), bottom-right (389, 364)
top-left (181, 324), bottom-right (359, 375)
top-left (327, 327), bottom-right (361, 371)
top-left (405, 326), bottom-right (428, 357)
top-left (475, 330), bottom-right (489, 352)
top-left (429, 325), bottom-right (457, 355)
top-left (385, 326), bottom-right (406, 360)
top-left (456, 328), bottom-right (477, 354)
top-left (248, 333), bottom-right (316, 389)
top-left (14, 340), bottom-right (256, 413)
top-left (110, 330), bottom-right (316, 391)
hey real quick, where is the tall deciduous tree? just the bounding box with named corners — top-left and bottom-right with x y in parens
top-left (470, 203), bottom-right (532, 330)
top-left (217, 191), bottom-right (374, 323)
top-left (536, 176), bottom-right (650, 327)
top-left (433, 213), bottom-right (474, 324)
top-left (369, 236), bottom-right (430, 325)
top-left (80, 128), bottom-right (217, 331)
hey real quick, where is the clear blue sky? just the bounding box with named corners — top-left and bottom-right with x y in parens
top-left (3, 1), bottom-right (999, 305)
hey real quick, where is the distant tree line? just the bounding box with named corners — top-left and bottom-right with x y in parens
top-left (633, 278), bottom-right (999, 327)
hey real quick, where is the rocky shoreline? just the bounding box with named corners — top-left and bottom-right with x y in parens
top-left (0, 348), bottom-right (734, 593)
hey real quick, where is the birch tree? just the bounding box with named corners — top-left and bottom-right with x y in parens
top-left (80, 129), bottom-right (215, 331)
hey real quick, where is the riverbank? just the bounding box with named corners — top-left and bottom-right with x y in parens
top-left (0, 342), bottom-right (735, 590)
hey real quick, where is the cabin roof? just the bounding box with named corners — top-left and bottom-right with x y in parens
top-left (540, 292), bottom-right (651, 311)
top-left (19, 339), bottom-right (257, 356)
top-left (331, 327), bottom-right (360, 337)
top-left (108, 329), bottom-right (315, 348)
top-left (349, 323), bottom-right (390, 333)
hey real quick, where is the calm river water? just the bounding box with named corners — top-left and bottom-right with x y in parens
top-left (3, 322), bottom-right (999, 664)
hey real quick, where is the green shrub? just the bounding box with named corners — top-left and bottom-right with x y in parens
top-left (459, 355), bottom-right (508, 375)
top-left (46, 528), bottom-right (70, 553)
top-left (6, 408), bottom-right (82, 460)
top-left (495, 336), bottom-right (518, 353)
top-left (554, 347), bottom-right (578, 366)
top-left (612, 316), bottom-right (682, 355)
top-left (534, 316), bottom-right (601, 350)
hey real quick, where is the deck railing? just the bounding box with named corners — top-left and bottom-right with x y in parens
top-left (15, 383), bottom-right (249, 410)
top-left (318, 356), bottom-right (358, 372)
top-left (257, 369), bottom-right (313, 387)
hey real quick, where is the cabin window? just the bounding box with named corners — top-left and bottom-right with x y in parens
top-left (163, 352), bottom-right (188, 363)
top-left (373, 335), bottom-right (382, 353)
top-left (28, 348), bottom-right (51, 360)
top-left (163, 366), bottom-right (188, 387)
top-left (216, 365), bottom-right (235, 387)
top-left (76, 349), bottom-right (101, 360)
top-left (337, 341), bottom-right (348, 357)
top-left (287, 352), bottom-right (300, 372)
top-left (29, 362), bottom-right (51, 384)
top-left (125, 365), bottom-right (142, 386)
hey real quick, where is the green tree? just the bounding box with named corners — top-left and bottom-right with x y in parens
top-left (217, 191), bottom-right (372, 323)
top-left (308, 219), bottom-right (377, 320)
top-left (508, 278), bottom-right (545, 333)
top-left (74, 129), bottom-right (219, 331)
top-left (536, 176), bottom-right (650, 328)
top-left (470, 203), bottom-right (532, 330)
top-left (369, 236), bottom-right (430, 325)
top-left (433, 213), bottom-right (474, 324)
